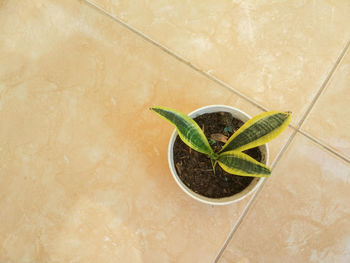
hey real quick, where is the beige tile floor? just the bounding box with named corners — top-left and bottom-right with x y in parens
top-left (220, 134), bottom-right (350, 263)
top-left (0, 0), bottom-right (349, 262)
top-left (88, 0), bottom-right (350, 126)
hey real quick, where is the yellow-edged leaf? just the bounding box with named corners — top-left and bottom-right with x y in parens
top-left (220, 111), bottom-right (291, 153)
top-left (218, 151), bottom-right (271, 177)
top-left (150, 106), bottom-right (214, 156)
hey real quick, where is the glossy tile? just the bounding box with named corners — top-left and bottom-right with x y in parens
top-left (88, 0), bottom-right (350, 124)
top-left (302, 48), bottom-right (350, 159)
top-left (219, 133), bottom-right (350, 263)
top-left (0, 0), bottom-right (291, 262)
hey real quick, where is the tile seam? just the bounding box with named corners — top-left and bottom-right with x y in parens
top-left (213, 126), bottom-right (350, 262)
top-left (298, 130), bottom-right (350, 164)
top-left (212, 128), bottom-right (298, 263)
top-left (213, 39), bottom-right (350, 261)
top-left (81, 0), bottom-right (349, 141)
top-left (289, 124), bottom-right (349, 164)
top-left (79, 1), bottom-right (350, 261)
top-left (81, 0), bottom-right (268, 112)
top-left (295, 39), bottom-right (350, 130)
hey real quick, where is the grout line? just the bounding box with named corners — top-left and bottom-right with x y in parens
top-left (202, 74), bottom-right (269, 112)
top-left (213, 39), bottom-right (350, 262)
top-left (212, 179), bottom-right (267, 262)
top-left (80, 1), bottom-right (350, 260)
top-left (298, 130), bottom-right (350, 164)
top-left (295, 39), bottom-right (350, 130)
top-left (81, 0), bottom-right (269, 112)
top-left (270, 132), bottom-right (298, 169)
top-left (213, 125), bottom-right (350, 262)
top-left (213, 128), bottom-right (298, 263)
top-left (213, 40), bottom-right (350, 262)
top-left (288, 123), bottom-right (298, 131)
top-left (83, 0), bottom-right (350, 168)
top-left (82, 0), bottom-right (349, 161)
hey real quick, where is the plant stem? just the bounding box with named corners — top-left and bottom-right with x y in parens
top-left (210, 158), bottom-right (216, 175)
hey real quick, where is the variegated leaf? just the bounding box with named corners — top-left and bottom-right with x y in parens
top-left (218, 151), bottom-right (271, 177)
top-left (151, 107), bottom-right (214, 156)
top-left (220, 111), bottom-right (291, 153)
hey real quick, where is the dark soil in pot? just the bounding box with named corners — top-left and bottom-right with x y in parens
top-left (173, 111), bottom-right (262, 199)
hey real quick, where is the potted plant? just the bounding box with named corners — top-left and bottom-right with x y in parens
top-left (150, 105), bottom-right (291, 205)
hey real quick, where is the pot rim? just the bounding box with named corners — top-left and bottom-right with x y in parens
top-left (168, 105), bottom-right (269, 205)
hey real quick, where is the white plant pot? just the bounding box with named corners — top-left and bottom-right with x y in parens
top-left (168, 105), bottom-right (269, 205)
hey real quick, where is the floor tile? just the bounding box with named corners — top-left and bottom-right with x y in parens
top-left (88, 0), bottom-right (350, 125)
top-left (219, 133), bottom-right (350, 263)
top-left (0, 0), bottom-right (291, 262)
top-left (302, 48), bottom-right (350, 160)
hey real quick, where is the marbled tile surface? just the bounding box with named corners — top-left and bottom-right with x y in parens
top-left (0, 0), bottom-right (290, 262)
top-left (220, 134), bottom-right (350, 263)
top-left (88, 0), bottom-right (350, 125)
top-left (302, 48), bottom-right (350, 159)
top-left (0, 0), bottom-right (349, 262)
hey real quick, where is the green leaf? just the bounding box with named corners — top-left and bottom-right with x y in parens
top-left (209, 138), bottom-right (216, 145)
top-left (223, 126), bottom-right (233, 133)
top-left (150, 107), bottom-right (214, 156)
top-left (220, 111), bottom-right (291, 153)
top-left (217, 151), bottom-right (271, 177)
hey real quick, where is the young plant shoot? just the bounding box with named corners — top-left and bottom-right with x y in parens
top-left (150, 107), bottom-right (291, 177)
